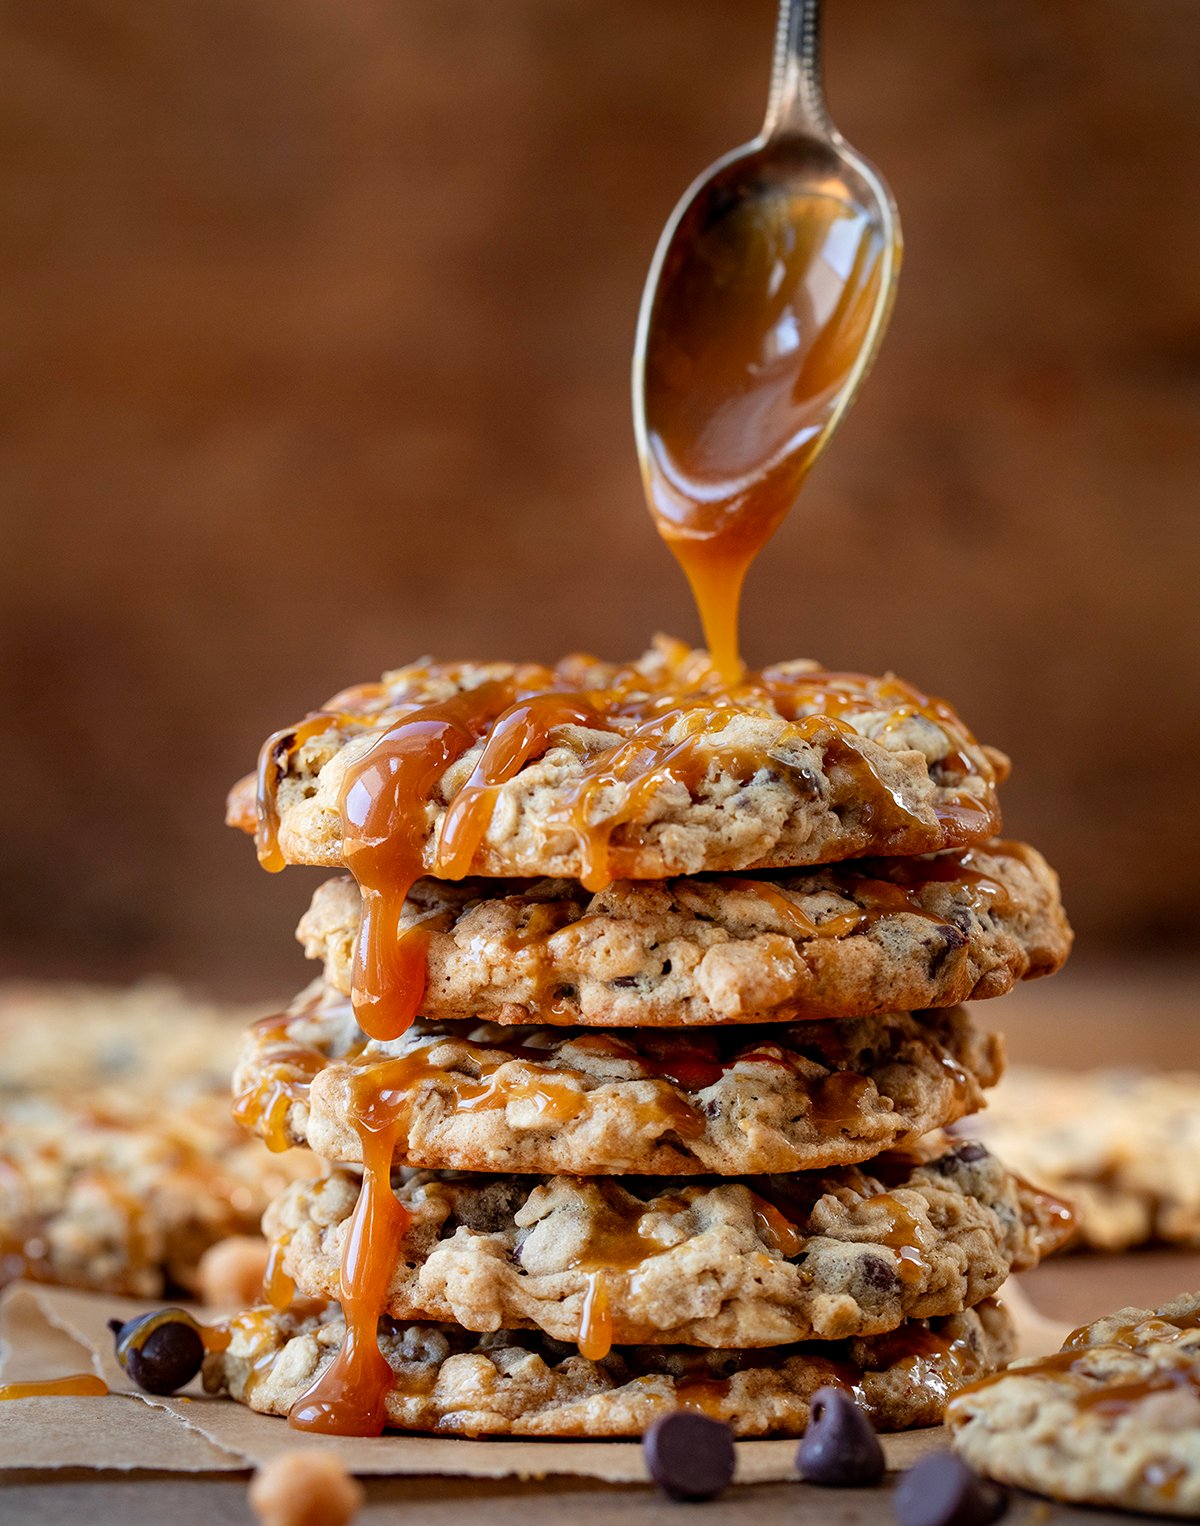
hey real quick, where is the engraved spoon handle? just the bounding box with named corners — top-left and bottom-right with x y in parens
top-left (764, 0), bottom-right (835, 142)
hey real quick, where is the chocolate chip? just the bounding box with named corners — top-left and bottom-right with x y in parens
top-left (859, 1253), bottom-right (902, 1293)
top-left (109, 1309), bottom-right (205, 1395)
top-left (796, 1386), bottom-right (885, 1487)
top-left (948, 1141), bottom-right (988, 1164)
top-left (643, 1411), bottom-right (735, 1500)
top-left (893, 1451), bottom-right (1008, 1526)
top-left (926, 925), bottom-right (967, 976)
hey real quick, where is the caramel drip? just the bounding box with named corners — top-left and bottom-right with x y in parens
top-left (1010, 1171), bottom-right (1077, 1258)
top-left (674, 1375), bottom-right (732, 1415)
top-left (232, 1013), bottom-right (332, 1152)
top-left (256, 713), bottom-right (357, 872)
top-left (1075, 1368), bottom-right (1200, 1416)
top-left (288, 1113), bottom-right (409, 1435)
top-left (338, 681), bottom-right (516, 1041)
top-left (808, 1071), bottom-right (872, 1127)
top-left (870, 1193), bottom-right (930, 1286)
top-left (568, 1193), bottom-right (706, 1359)
top-left (720, 878), bottom-right (865, 939)
top-left (434, 694), bottom-right (600, 877)
top-left (749, 1194), bottom-right (805, 1258)
top-left (640, 187), bottom-right (892, 679)
top-left (264, 1237), bottom-right (295, 1312)
top-left (578, 1271), bottom-right (614, 1362)
top-left (0, 1374), bottom-right (109, 1400)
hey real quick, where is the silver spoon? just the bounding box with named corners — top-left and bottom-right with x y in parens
top-left (632, 0), bottom-right (902, 680)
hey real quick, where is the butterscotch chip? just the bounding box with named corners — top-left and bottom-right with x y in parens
top-left (947, 1291), bottom-right (1200, 1516)
top-left (961, 1066), bottom-right (1200, 1253)
top-left (265, 1143), bottom-right (1071, 1348)
top-left (228, 639), bottom-right (1006, 881)
top-left (236, 992), bottom-right (1003, 1176)
top-left (248, 1451), bottom-right (364, 1526)
top-left (298, 841), bottom-right (1069, 1027)
top-left (197, 1236), bottom-right (271, 1309)
top-left (205, 1299), bottom-right (1015, 1439)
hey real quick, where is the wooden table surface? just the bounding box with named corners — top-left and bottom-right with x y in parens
top-left (3, 968), bottom-right (1198, 1525)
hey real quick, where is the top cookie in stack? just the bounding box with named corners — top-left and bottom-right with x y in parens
top-left (214, 637), bottom-right (1073, 1439)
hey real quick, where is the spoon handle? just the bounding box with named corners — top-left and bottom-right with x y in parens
top-left (764, 0), bottom-right (834, 142)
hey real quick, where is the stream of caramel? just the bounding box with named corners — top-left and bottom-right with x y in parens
top-left (640, 189), bottom-right (891, 680)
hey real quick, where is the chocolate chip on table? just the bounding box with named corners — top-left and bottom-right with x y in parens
top-left (796, 1386), bottom-right (885, 1487)
top-left (893, 1451), bottom-right (1008, 1526)
top-left (643, 1411), bottom-right (736, 1501)
top-left (108, 1309), bottom-right (206, 1395)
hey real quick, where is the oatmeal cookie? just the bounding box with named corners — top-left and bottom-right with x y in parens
top-left (947, 1291), bottom-right (1200, 1516)
top-left (265, 1144), bottom-right (1070, 1348)
top-left (299, 842), bottom-right (1068, 1026)
top-left (204, 1296), bottom-right (1015, 1438)
top-left (0, 982), bottom-right (312, 1298)
top-left (227, 639), bottom-right (1006, 882)
top-left (236, 992), bottom-right (1003, 1175)
top-left (0, 1091), bottom-right (307, 1298)
top-left (960, 1067), bottom-right (1200, 1252)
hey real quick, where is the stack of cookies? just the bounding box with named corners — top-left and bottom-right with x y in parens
top-left (206, 639), bottom-right (1074, 1438)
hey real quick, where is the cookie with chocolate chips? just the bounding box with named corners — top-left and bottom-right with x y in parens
top-left (297, 838), bottom-right (1068, 1028)
top-left (262, 1142), bottom-right (1071, 1348)
top-left (203, 1297), bottom-right (1015, 1438)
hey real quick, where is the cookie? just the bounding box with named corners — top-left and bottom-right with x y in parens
top-left (236, 991), bottom-right (1003, 1175)
top-left (0, 982), bottom-right (313, 1299)
top-left (264, 1143), bottom-right (1071, 1348)
top-left (947, 1291), bottom-right (1200, 1516)
top-left (960, 1067), bottom-right (1200, 1252)
top-left (227, 638), bottom-right (1006, 883)
top-left (298, 841), bottom-right (1068, 1027)
top-left (204, 1296), bottom-right (1015, 1438)
top-left (0, 1091), bottom-right (310, 1299)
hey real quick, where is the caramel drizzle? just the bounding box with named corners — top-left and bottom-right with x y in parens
top-left (952, 1321), bottom-right (1200, 1451)
top-left (338, 682), bottom-right (517, 1044)
top-left (264, 1236), bottom-right (295, 1312)
top-left (288, 1104), bottom-right (409, 1435)
top-left (0, 1374), bottom-right (109, 1400)
top-left (113, 1309), bottom-right (231, 1362)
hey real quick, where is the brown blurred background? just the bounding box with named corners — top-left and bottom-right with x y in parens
top-left (2, 1), bottom-right (1197, 1002)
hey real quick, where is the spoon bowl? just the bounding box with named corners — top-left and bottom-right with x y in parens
top-left (633, 0), bottom-right (901, 678)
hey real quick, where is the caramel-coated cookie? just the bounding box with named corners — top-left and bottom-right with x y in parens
top-left (265, 1143), bottom-right (1071, 1348)
top-left (228, 639), bottom-right (1006, 882)
top-left (948, 1291), bottom-right (1200, 1516)
top-left (204, 1297), bottom-right (1015, 1438)
top-left (299, 841), bottom-right (1068, 1027)
top-left (236, 991), bottom-right (1003, 1176)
